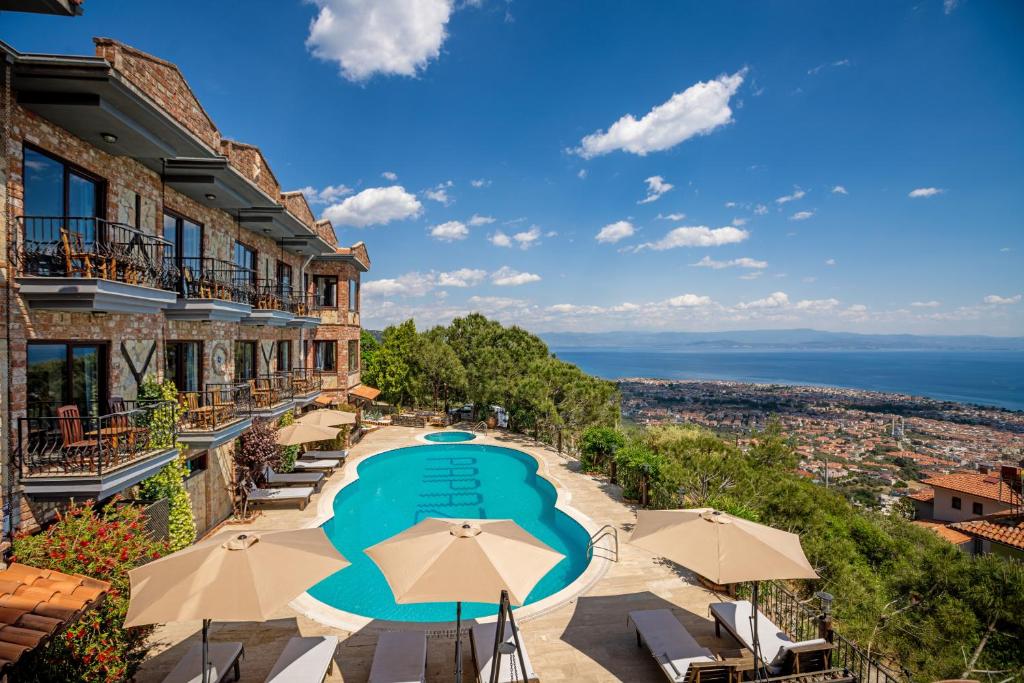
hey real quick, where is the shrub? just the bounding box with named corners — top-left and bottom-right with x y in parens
top-left (235, 420), bottom-right (279, 513)
top-left (137, 376), bottom-right (177, 449)
top-left (277, 410), bottom-right (299, 473)
top-left (580, 426), bottom-right (625, 473)
top-left (11, 501), bottom-right (169, 683)
top-left (138, 451), bottom-right (196, 551)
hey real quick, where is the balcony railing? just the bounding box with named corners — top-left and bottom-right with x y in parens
top-left (239, 375), bottom-right (295, 409)
top-left (289, 368), bottom-right (323, 396)
top-left (249, 279), bottom-right (289, 311)
top-left (16, 400), bottom-right (179, 477)
top-left (288, 292), bottom-right (320, 317)
top-left (178, 385), bottom-right (253, 432)
top-left (174, 257), bottom-right (254, 304)
top-left (15, 216), bottom-right (177, 290)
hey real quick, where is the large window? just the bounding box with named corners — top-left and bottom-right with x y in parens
top-left (348, 340), bottom-right (359, 373)
top-left (235, 341), bottom-right (257, 381)
top-left (166, 341), bottom-right (202, 393)
top-left (233, 242), bottom-right (257, 286)
top-left (952, 496), bottom-right (962, 510)
top-left (277, 261), bottom-right (293, 297)
top-left (314, 341), bottom-right (336, 372)
top-left (348, 279), bottom-right (359, 312)
top-left (23, 145), bottom-right (104, 256)
top-left (163, 211), bottom-right (202, 277)
top-left (277, 340), bottom-right (291, 372)
top-left (314, 276), bottom-right (337, 308)
top-left (27, 342), bottom-right (107, 418)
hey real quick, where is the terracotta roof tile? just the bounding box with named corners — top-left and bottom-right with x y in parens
top-left (922, 473), bottom-right (1022, 504)
top-left (908, 489), bottom-right (934, 502)
top-left (912, 519), bottom-right (972, 545)
top-left (952, 514), bottom-right (1024, 551)
top-left (0, 563), bottom-right (110, 674)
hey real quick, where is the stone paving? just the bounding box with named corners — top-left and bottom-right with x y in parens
top-left (137, 427), bottom-right (738, 682)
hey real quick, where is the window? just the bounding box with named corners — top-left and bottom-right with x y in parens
top-left (314, 341), bottom-right (336, 371)
top-left (302, 340), bottom-right (309, 368)
top-left (972, 501), bottom-right (983, 516)
top-left (348, 339), bottom-right (359, 373)
top-left (166, 341), bottom-right (202, 393)
top-left (952, 496), bottom-right (962, 510)
top-left (27, 342), bottom-right (107, 418)
top-left (185, 450), bottom-right (208, 477)
top-left (23, 145), bottom-right (104, 263)
top-left (972, 538), bottom-right (983, 555)
top-left (277, 261), bottom-right (293, 297)
top-left (235, 341), bottom-right (257, 381)
top-left (163, 211), bottom-right (202, 278)
top-left (314, 276), bottom-right (338, 308)
top-left (277, 340), bottom-right (292, 372)
top-left (233, 242), bottom-right (257, 286)
top-left (348, 279), bottom-right (359, 311)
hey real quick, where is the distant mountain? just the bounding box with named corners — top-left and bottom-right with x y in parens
top-left (541, 329), bottom-right (1024, 352)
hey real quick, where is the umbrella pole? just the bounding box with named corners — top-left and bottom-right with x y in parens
top-left (751, 582), bottom-right (767, 681)
top-left (201, 618), bottom-right (211, 683)
top-left (455, 601), bottom-right (463, 683)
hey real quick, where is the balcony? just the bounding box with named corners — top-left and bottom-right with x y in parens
top-left (16, 401), bottom-right (180, 500)
top-left (242, 375), bottom-right (296, 419)
top-left (288, 368), bottom-right (323, 405)
top-left (240, 280), bottom-right (295, 327)
top-left (163, 258), bottom-right (254, 323)
top-left (286, 292), bottom-right (321, 329)
top-left (177, 384), bottom-right (254, 450)
top-left (13, 217), bottom-right (178, 314)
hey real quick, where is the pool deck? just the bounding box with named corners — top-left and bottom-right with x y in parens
top-left (137, 427), bottom-right (737, 682)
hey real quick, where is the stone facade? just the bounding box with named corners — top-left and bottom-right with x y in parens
top-left (0, 39), bottom-right (369, 537)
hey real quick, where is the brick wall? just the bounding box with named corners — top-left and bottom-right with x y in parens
top-left (220, 140), bottom-right (281, 201)
top-left (281, 191), bottom-right (316, 230)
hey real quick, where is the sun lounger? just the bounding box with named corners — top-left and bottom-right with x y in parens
top-left (291, 459), bottom-right (336, 474)
top-left (246, 486), bottom-right (314, 511)
top-left (628, 609), bottom-right (733, 682)
top-left (264, 466), bottom-right (325, 492)
top-left (470, 621), bottom-right (538, 683)
top-left (304, 449), bottom-right (348, 460)
top-left (368, 631), bottom-right (427, 683)
top-left (163, 641), bottom-right (244, 683)
top-left (709, 600), bottom-right (830, 674)
top-left (264, 635), bottom-right (337, 683)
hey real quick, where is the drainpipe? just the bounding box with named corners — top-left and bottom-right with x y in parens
top-left (3, 55), bottom-right (17, 551)
top-left (298, 254), bottom-right (314, 371)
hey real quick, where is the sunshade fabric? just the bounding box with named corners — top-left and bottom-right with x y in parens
top-left (276, 422), bottom-right (339, 446)
top-left (297, 409), bottom-right (357, 427)
top-left (348, 385), bottom-right (381, 401)
top-left (124, 529), bottom-right (349, 627)
top-left (629, 508), bottom-right (818, 584)
top-left (365, 518), bottom-right (564, 606)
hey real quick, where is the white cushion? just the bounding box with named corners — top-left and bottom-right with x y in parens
top-left (629, 610), bottom-right (715, 682)
top-left (368, 631), bottom-right (426, 683)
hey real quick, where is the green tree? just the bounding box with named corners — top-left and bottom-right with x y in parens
top-left (365, 320), bottom-right (421, 408)
top-left (748, 416), bottom-right (798, 470)
top-left (580, 425), bottom-right (625, 472)
top-left (417, 331), bottom-right (467, 411)
top-left (360, 328), bottom-right (380, 372)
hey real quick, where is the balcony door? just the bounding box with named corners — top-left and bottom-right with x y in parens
top-left (27, 342), bottom-right (107, 418)
top-left (166, 341), bottom-right (202, 393)
top-left (163, 212), bottom-right (203, 290)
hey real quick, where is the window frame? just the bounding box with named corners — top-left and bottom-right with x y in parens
top-left (951, 496), bottom-right (962, 510)
top-left (185, 450), bottom-right (209, 478)
top-left (162, 209), bottom-right (204, 272)
top-left (234, 340), bottom-right (258, 381)
top-left (314, 340), bottom-right (337, 372)
top-left (22, 143), bottom-right (107, 221)
top-left (233, 241), bottom-right (258, 286)
top-left (276, 340), bottom-right (292, 372)
top-left (348, 339), bottom-right (359, 373)
top-left (26, 340), bottom-right (109, 418)
top-left (314, 275), bottom-right (338, 309)
top-left (348, 278), bottom-right (359, 312)
top-left (276, 260), bottom-right (293, 297)
top-left (972, 501), bottom-right (983, 516)
top-left (165, 340), bottom-right (204, 393)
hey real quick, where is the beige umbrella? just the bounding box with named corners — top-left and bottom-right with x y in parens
top-left (276, 422), bottom-right (339, 446)
top-left (366, 518), bottom-right (564, 682)
top-left (629, 509), bottom-right (817, 680)
top-left (126, 529), bottom-right (349, 683)
top-left (297, 409), bottom-right (357, 427)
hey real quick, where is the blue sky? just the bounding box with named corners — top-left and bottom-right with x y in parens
top-left (6, 0), bottom-right (1023, 335)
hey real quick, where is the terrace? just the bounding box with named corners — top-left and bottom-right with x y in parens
top-left (15, 400), bottom-right (180, 499)
top-left (242, 371), bottom-right (323, 419)
top-left (12, 216), bottom-right (178, 314)
top-left (163, 257), bottom-right (254, 323)
top-left (241, 279), bottom-right (297, 327)
top-left (177, 384), bottom-right (255, 450)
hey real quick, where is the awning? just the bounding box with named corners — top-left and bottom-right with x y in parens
top-left (0, 563), bottom-right (110, 673)
top-left (349, 385), bottom-right (381, 402)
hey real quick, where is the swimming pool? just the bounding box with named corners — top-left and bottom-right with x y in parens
top-left (423, 430), bottom-right (476, 443)
top-left (308, 443), bottom-right (591, 621)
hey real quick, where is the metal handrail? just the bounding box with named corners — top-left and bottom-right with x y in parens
top-left (472, 421), bottom-right (488, 434)
top-left (586, 524), bottom-right (619, 562)
top-left (178, 386), bottom-right (252, 431)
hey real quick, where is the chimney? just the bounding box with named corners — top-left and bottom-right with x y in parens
top-left (1001, 465), bottom-right (1022, 495)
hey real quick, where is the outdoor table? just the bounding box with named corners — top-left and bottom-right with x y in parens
top-left (85, 425), bottom-right (133, 449)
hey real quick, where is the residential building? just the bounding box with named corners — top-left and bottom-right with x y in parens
top-left (908, 466), bottom-right (1022, 523)
top-left (0, 38), bottom-right (369, 537)
top-left (951, 512), bottom-right (1024, 562)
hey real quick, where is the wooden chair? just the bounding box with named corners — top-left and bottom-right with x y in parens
top-left (180, 392), bottom-right (213, 430)
top-left (108, 396), bottom-right (150, 450)
top-left (210, 389), bottom-right (235, 425)
top-left (56, 404), bottom-right (99, 471)
top-left (249, 379), bottom-right (272, 408)
top-left (60, 229), bottom-right (106, 279)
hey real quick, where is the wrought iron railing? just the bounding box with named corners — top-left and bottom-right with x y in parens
top-left (288, 291), bottom-right (320, 317)
top-left (15, 216), bottom-right (177, 290)
top-left (289, 367), bottom-right (323, 395)
top-left (16, 400), bottom-right (178, 477)
top-left (240, 375), bottom-right (294, 409)
top-left (173, 257), bottom-right (254, 304)
top-left (249, 279), bottom-right (288, 311)
top-left (178, 385), bottom-right (253, 431)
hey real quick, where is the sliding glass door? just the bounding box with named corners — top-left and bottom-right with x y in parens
top-left (27, 343), bottom-right (107, 417)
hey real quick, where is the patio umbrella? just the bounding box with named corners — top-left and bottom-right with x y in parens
top-left (629, 508), bottom-right (818, 680)
top-left (125, 529), bottom-right (349, 683)
top-left (276, 422), bottom-right (339, 446)
top-left (297, 409), bottom-right (357, 427)
top-left (366, 518), bottom-right (564, 683)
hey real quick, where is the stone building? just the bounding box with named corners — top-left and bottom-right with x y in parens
top-left (0, 38), bottom-right (370, 537)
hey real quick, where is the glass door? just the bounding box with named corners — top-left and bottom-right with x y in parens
top-left (27, 343), bottom-right (107, 417)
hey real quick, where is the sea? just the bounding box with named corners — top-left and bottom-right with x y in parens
top-left (550, 349), bottom-right (1024, 412)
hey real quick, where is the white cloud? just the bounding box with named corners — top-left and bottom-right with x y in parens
top-left (944, 0), bottom-right (959, 14)
top-left (510, 226), bottom-right (542, 249)
top-left (468, 214), bottom-right (495, 226)
top-left (825, 258), bottom-right (836, 266)
top-left (795, 298), bottom-right (840, 311)
top-left (362, 271), bottom-right (437, 297)
top-left (577, 169), bottom-right (587, 179)
top-left (775, 188), bottom-right (806, 204)
top-left (754, 204), bottom-right (768, 215)
top-left (489, 230), bottom-right (512, 248)
top-left (737, 291), bottom-right (790, 309)
top-left (831, 185), bottom-right (848, 195)
top-left (637, 175), bottom-right (674, 204)
top-left (595, 220), bottom-right (636, 244)
top-left (639, 226), bottom-right (749, 251)
top-left (438, 268), bottom-right (486, 287)
top-left (323, 185), bottom-right (422, 227)
top-left (790, 210), bottom-right (815, 221)
top-left (691, 255), bottom-right (767, 270)
top-left (911, 300), bottom-right (941, 308)
top-left (381, 171), bottom-right (398, 181)
top-left (666, 294), bottom-right (713, 307)
top-left (300, 184), bottom-right (353, 205)
top-left (470, 178), bottom-right (490, 188)
top-left (575, 69), bottom-right (746, 158)
top-left (739, 271), bottom-right (764, 280)
top-left (306, 0), bottom-right (456, 82)
top-left (424, 180), bottom-right (454, 205)
top-left (808, 58), bottom-right (851, 76)
top-left (908, 187), bottom-right (945, 198)
top-left (657, 213), bottom-right (686, 221)
top-left (491, 266), bottom-right (541, 286)
top-left (983, 294), bottom-right (1021, 305)
top-left (731, 217), bottom-right (747, 227)
top-left (429, 220), bottom-right (468, 242)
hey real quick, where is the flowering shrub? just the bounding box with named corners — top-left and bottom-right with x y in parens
top-left (12, 501), bottom-right (169, 683)
top-left (234, 419), bottom-right (280, 514)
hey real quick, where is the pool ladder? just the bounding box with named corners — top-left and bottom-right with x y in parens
top-left (586, 524), bottom-right (619, 562)
top-left (472, 421), bottom-right (488, 434)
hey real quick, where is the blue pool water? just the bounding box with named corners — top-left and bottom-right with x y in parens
top-left (308, 444), bottom-right (591, 621)
top-left (424, 430), bottom-right (476, 443)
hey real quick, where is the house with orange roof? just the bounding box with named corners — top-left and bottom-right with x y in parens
top-left (951, 512), bottom-right (1024, 562)
top-left (910, 464), bottom-right (1022, 523)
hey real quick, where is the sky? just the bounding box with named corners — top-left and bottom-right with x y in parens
top-left (5, 0), bottom-right (1023, 336)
